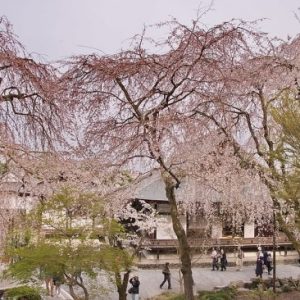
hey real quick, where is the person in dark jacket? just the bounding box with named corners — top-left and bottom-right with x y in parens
top-left (220, 249), bottom-right (227, 271)
top-left (266, 253), bottom-right (273, 275)
top-left (263, 249), bottom-right (268, 266)
top-left (128, 276), bottom-right (140, 300)
top-left (255, 258), bottom-right (263, 278)
top-left (160, 262), bottom-right (171, 289)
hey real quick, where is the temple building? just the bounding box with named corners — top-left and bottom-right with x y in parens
top-left (133, 171), bottom-right (292, 256)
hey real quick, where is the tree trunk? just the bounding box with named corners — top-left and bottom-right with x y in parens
top-left (68, 283), bottom-right (89, 300)
top-left (163, 174), bottom-right (194, 300)
top-left (79, 283), bottom-right (89, 300)
top-left (75, 276), bottom-right (89, 300)
top-left (68, 285), bottom-right (79, 300)
top-left (115, 270), bottom-right (130, 300)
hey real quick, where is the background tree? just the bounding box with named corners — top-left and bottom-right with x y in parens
top-left (5, 188), bottom-right (133, 300)
top-left (191, 35), bottom-right (300, 255)
top-left (105, 195), bottom-right (159, 300)
top-left (271, 94), bottom-right (300, 249)
top-left (0, 16), bottom-right (64, 246)
top-left (5, 185), bottom-right (156, 300)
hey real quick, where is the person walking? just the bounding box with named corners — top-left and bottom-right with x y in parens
top-left (266, 253), bottom-right (273, 275)
top-left (44, 276), bottom-right (54, 297)
top-left (52, 273), bottom-right (64, 296)
top-left (257, 246), bottom-right (263, 259)
top-left (211, 248), bottom-right (219, 271)
top-left (236, 246), bottom-right (244, 271)
top-left (128, 276), bottom-right (140, 300)
top-left (255, 257), bottom-right (264, 278)
top-left (160, 262), bottom-right (171, 289)
top-left (263, 249), bottom-right (268, 266)
top-left (220, 249), bottom-right (227, 271)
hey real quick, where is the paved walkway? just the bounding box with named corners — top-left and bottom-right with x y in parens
top-left (1, 256), bottom-right (300, 299)
top-left (43, 289), bottom-right (72, 300)
top-left (105, 264), bottom-right (300, 300)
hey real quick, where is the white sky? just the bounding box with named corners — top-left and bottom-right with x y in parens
top-left (1, 0), bottom-right (300, 61)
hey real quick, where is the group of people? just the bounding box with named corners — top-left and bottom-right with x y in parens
top-left (210, 246), bottom-right (273, 277)
top-left (255, 246), bottom-right (273, 278)
top-left (211, 248), bottom-right (228, 271)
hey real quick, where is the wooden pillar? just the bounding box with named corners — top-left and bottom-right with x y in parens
top-left (186, 212), bottom-right (189, 238)
top-left (154, 203), bottom-right (158, 239)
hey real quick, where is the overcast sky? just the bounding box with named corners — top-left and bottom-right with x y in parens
top-left (1, 0), bottom-right (300, 61)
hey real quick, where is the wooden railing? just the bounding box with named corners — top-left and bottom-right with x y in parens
top-left (145, 235), bottom-right (292, 249)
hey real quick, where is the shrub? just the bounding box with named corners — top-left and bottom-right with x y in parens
top-left (4, 286), bottom-right (41, 300)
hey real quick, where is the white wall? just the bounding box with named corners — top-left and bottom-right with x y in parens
top-left (156, 215), bottom-right (186, 239)
top-left (244, 222), bottom-right (255, 238)
top-left (211, 222), bottom-right (222, 238)
top-left (0, 193), bottom-right (34, 210)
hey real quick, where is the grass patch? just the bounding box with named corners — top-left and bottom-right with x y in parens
top-left (198, 287), bottom-right (236, 300)
top-left (150, 289), bottom-right (300, 300)
top-left (149, 288), bottom-right (235, 300)
top-left (148, 291), bottom-right (185, 300)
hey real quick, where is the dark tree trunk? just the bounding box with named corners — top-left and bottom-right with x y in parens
top-left (67, 279), bottom-right (89, 300)
top-left (78, 283), bottom-right (89, 300)
top-left (163, 174), bottom-right (194, 300)
top-left (68, 285), bottom-right (79, 300)
top-left (75, 275), bottom-right (89, 300)
top-left (115, 270), bottom-right (130, 300)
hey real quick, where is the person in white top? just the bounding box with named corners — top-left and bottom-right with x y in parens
top-left (211, 248), bottom-right (219, 271)
top-left (257, 246), bottom-right (263, 259)
top-left (236, 246), bottom-right (244, 271)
